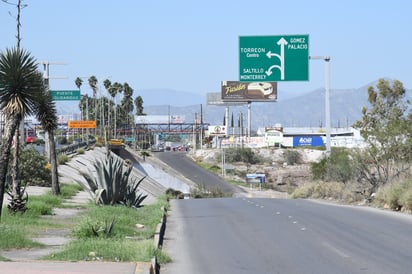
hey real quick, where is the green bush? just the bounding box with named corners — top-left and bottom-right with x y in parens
top-left (165, 188), bottom-right (184, 199)
top-left (283, 150), bottom-right (301, 165)
top-left (57, 153), bottom-right (70, 165)
top-left (224, 148), bottom-right (261, 164)
top-left (311, 148), bottom-right (355, 183)
top-left (311, 158), bottom-right (326, 180)
top-left (57, 136), bottom-right (68, 145)
top-left (8, 147), bottom-right (51, 187)
top-left (190, 184), bottom-right (229, 198)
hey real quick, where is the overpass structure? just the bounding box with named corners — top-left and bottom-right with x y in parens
top-left (134, 123), bottom-right (207, 134)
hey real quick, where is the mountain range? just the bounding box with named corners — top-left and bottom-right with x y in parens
top-left (54, 79), bottom-right (411, 130)
top-left (142, 79), bottom-right (411, 130)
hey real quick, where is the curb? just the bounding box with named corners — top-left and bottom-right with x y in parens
top-left (151, 206), bottom-right (167, 274)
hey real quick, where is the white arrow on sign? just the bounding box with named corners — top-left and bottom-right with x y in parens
top-left (265, 37), bottom-right (288, 80)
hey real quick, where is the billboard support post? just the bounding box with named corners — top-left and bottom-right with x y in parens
top-left (247, 102), bottom-right (251, 138)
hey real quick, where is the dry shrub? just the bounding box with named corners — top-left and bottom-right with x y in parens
top-left (291, 181), bottom-right (344, 200)
top-left (374, 179), bottom-right (412, 211)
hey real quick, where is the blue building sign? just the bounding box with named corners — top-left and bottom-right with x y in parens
top-left (293, 136), bottom-right (325, 147)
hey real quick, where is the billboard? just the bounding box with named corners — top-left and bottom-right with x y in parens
top-left (208, 125), bottom-right (227, 137)
top-left (135, 115), bottom-right (185, 124)
top-left (293, 136), bottom-right (325, 147)
top-left (221, 81), bottom-right (277, 102)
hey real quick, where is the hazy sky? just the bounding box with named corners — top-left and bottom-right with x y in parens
top-left (1, 0), bottom-right (411, 100)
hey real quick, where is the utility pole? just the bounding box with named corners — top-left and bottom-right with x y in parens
top-left (310, 56), bottom-right (331, 157)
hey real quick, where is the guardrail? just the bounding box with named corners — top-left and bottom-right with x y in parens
top-left (56, 140), bottom-right (96, 155)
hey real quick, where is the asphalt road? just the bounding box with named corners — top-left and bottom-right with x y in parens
top-left (162, 197), bottom-right (412, 274)
top-left (155, 151), bottom-right (242, 194)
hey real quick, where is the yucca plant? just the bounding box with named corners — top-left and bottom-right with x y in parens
top-left (6, 182), bottom-right (28, 214)
top-left (77, 153), bottom-right (147, 207)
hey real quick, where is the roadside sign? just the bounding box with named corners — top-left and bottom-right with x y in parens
top-left (246, 173), bottom-right (266, 184)
top-left (51, 90), bottom-right (81, 101)
top-left (125, 137), bottom-right (136, 142)
top-left (208, 125), bottom-right (227, 137)
top-left (68, 120), bottom-right (96, 129)
top-left (239, 35), bottom-right (309, 82)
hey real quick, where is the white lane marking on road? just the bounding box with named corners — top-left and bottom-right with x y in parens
top-left (322, 242), bottom-right (350, 258)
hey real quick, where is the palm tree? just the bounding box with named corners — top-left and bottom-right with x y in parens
top-left (134, 96), bottom-right (144, 116)
top-left (75, 77), bottom-right (87, 142)
top-left (35, 88), bottom-right (59, 195)
top-left (103, 79), bottom-right (112, 139)
top-left (75, 77), bottom-right (85, 120)
top-left (111, 82), bottom-right (123, 138)
top-left (88, 76), bottom-right (98, 130)
top-left (0, 47), bottom-right (45, 219)
top-left (121, 83), bottom-right (134, 131)
top-left (75, 77), bottom-right (83, 90)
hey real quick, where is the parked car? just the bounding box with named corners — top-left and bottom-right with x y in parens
top-left (25, 135), bottom-right (37, 144)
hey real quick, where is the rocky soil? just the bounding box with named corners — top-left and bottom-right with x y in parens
top-left (192, 148), bottom-right (325, 194)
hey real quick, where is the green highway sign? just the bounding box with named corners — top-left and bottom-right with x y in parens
top-left (51, 90), bottom-right (81, 101)
top-left (239, 35), bottom-right (309, 82)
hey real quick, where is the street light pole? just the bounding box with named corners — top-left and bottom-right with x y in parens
top-left (310, 56), bottom-right (331, 157)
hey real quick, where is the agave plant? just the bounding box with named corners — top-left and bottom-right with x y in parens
top-left (77, 152), bottom-right (147, 207)
top-left (120, 176), bottom-right (148, 208)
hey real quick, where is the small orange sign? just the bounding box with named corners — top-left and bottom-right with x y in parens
top-left (68, 120), bottom-right (96, 129)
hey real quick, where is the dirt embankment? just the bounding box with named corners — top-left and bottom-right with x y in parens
top-left (192, 148), bottom-right (325, 193)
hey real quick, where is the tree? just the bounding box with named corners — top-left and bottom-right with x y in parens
top-left (35, 87), bottom-right (60, 195)
top-left (2, 0), bottom-right (28, 214)
top-left (0, 47), bottom-right (45, 219)
top-left (102, 79), bottom-right (112, 140)
top-left (88, 76), bottom-right (98, 120)
top-left (75, 77), bottom-right (85, 120)
top-left (134, 96), bottom-right (144, 115)
top-left (111, 82), bottom-right (123, 138)
top-left (353, 78), bottom-right (412, 195)
top-left (121, 83), bottom-right (134, 128)
top-left (75, 77), bottom-right (83, 90)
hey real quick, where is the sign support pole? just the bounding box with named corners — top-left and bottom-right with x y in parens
top-left (247, 102), bottom-right (251, 138)
top-left (310, 56), bottom-right (331, 157)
